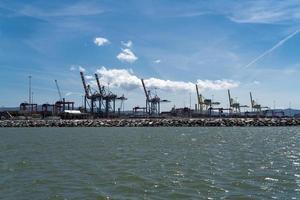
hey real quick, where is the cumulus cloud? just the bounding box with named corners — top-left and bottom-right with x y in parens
top-left (70, 65), bottom-right (86, 72)
top-left (154, 59), bottom-right (161, 63)
top-left (85, 75), bottom-right (94, 80)
top-left (79, 66), bottom-right (86, 72)
top-left (95, 67), bottom-right (140, 90)
top-left (93, 67), bottom-right (239, 92)
top-left (197, 80), bottom-right (239, 90)
top-left (121, 40), bottom-right (133, 48)
top-left (94, 37), bottom-right (110, 46)
top-left (116, 48), bottom-right (138, 63)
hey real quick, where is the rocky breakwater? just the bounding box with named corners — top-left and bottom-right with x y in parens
top-left (1, 118), bottom-right (300, 127)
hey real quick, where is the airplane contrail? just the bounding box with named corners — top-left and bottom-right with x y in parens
top-left (244, 28), bottom-right (300, 69)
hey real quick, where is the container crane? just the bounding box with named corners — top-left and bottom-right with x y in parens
top-left (195, 84), bottom-right (220, 115)
top-left (53, 79), bottom-right (74, 114)
top-left (250, 92), bottom-right (268, 112)
top-left (141, 79), bottom-right (170, 116)
top-left (228, 90), bottom-right (248, 114)
top-left (80, 71), bottom-right (127, 117)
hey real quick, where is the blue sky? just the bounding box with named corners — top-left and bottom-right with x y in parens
top-left (1, 0), bottom-right (300, 110)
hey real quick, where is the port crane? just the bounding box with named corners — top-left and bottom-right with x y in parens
top-left (195, 84), bottom-right (220, 115)
top-left (141, 79), bottom-right (170, 116)
top-left (228, 90), bottom-right (248, 115)
top-left (80, 71), bottom-right (127, 117)
top-left (250, 92), bottom-right (269, 112)
top-left (52, 79), bottom-right (74, 114)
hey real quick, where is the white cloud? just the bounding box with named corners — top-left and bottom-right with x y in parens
top-left (145, 78), bottom-right (194, 92)
top-left (70, 65), bottom-right (86, 72)
top-left (79, 66), bottom-right (86, 72)
top-left (227, 1), bottom-right (300, 24)
top-left (65, 92), bottom-right (73, 96)
top-left (196, 80), bottom-right (239, 90)
top-left (253, 81), bottom-right (260, 85)
top-left (95, 67), bottom-right (140, 90)
top-left (14, 2), bottom-right (105, 18)
top-left (94, 37), bottom-right (110, 46)
top-left (85, 75), bottom-right (94, 80)
top-left (121, 40), bottom-right (133, 48)
top-left (154, 59), bottom-right (161, 63)
top-left (94, 67), bottom-right (239, 92)
top-left (116, 48), bottom-right (138, 63)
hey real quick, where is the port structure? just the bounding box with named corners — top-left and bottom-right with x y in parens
top-left (195, 84), bottom-right (220, 115)
top-left (250, 92), bottom-right (268, 113)
top-left (41, 80), bottom-right (75, 117)
top-left (80, 71), bottom-right (127, 117)
top-left (141, 78), bottom-right (170, 116)
top-left (19, 102), bottom-right (38, 114)
top-left (54, 80), bottom-right (74, 114)
top-left (228, 90), bottom-right (248, 115)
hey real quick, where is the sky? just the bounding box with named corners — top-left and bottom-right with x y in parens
top-left (1, 0), bottom-right (300, 110)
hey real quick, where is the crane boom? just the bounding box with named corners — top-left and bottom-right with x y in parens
top-left (141, 79), bottom-right (150, 101)
top-left (195, 84), bottom-right (201, 105)
top-left (80, 72), bottom-right (90, 99)
top-left (228, 90), bottom-right (232, 107)
top-left (250, 92), bottom-right (254, 108)
top-left (55, 80), bottom-right (62, 101)
top-left (95, 73), bottom-right (103, 96)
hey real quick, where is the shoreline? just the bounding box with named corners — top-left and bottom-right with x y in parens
top-left (1, 118), bottom-right (300, 127)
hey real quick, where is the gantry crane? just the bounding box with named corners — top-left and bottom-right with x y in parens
top-left (228, 90), bottom-right (248, 114)
top-left (250, 92), bottom-right (268, 112)
top-left (141, 79), bottom-right (170, 116)
top-left (53, 79), bottom-right (74, 114)
top-left (195, 84), bottom-right (220, 115)
top-left (80, 71), bottom-right (127, 117)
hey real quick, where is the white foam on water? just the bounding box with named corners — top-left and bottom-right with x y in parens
top-left (287, 155), bottom-right (298, 159)
top-left (265, 177), bottom-right (279, 182)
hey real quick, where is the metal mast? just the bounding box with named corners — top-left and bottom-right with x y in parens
top-left (28, 75), bottom-right (32, 104)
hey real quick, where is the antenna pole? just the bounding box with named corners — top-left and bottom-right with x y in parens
top-left (28, 75), bottom-right (32, 104)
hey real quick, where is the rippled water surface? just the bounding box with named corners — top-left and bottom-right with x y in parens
top-left (1, 127), bottom-right (300, 199)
